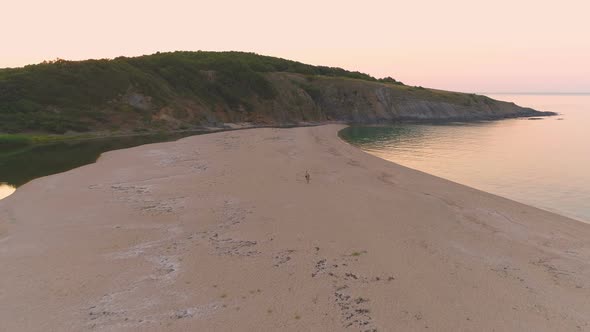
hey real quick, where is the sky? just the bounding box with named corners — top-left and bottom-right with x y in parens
top-left (1, 0), bottom-right (589, 93)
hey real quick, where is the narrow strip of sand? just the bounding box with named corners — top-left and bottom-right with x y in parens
top-left (1, 125), bottom-right (589, 331)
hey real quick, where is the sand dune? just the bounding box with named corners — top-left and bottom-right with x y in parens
top-left (1, 125), bottom-right (589, 331)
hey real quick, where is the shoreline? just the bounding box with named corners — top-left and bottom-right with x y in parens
top-left (0, 113), bottom-right (555, 193)
top-left (1, 125), bottom-right (589, 331)
top-left (337, 130), bottom-right (588, 225)
top-left (0, 107), bottom-right (556, 149)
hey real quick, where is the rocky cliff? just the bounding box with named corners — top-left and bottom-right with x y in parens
top-left (141, 73), bottom-right (553, 128)
top-left (260, 73), bottom-right (551, 123)
top-left (0, 52), bottom-right (553, 134)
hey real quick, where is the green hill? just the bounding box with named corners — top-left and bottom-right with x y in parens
top-left (0, 51), bottom-right (551, 134)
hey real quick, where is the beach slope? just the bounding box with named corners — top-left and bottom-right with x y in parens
top-left (1, 125), bottom-right (589, 331)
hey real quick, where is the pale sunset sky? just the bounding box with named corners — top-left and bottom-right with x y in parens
top-left (1, 0), bottom-right (588, 93)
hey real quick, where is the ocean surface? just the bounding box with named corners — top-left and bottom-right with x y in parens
top-left (340, 94), bottom-right (590, 223)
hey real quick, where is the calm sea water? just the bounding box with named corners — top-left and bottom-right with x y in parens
top-left (340, 94), bottom-right (590, 223)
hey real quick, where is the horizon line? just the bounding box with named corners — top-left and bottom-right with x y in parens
top-left (481, 92), bottom-right (590, 95)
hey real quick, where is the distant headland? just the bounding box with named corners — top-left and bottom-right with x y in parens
top-left (0, 51), bottom-right (555, 135)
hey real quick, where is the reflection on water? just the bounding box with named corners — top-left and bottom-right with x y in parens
top-left (0, 130), bottom-right (211, 200)
top-left (340, 94), bottom-right (590, 223)
top-left (0, 183), bottom-right (16, 200)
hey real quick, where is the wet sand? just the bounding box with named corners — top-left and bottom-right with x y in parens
top-left (1, 125), bottom-right (589, 331)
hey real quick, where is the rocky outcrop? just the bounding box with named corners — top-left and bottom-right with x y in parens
top-left (93, 73), bottom-right (557, 130)
top-left (259, 74), bottom-right (554, 124)
top-left (0, 52), bottom-right (555, 134)
top-left (114, 73), bottom-right (553, 129)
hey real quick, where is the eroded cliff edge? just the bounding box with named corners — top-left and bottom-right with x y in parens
top-left (0, 51), bottom-right (554, 134)
top-left (257, 73), bottom-right (551, 124)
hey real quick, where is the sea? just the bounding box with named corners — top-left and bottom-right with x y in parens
top-left (340, 94), bottom-right (590, 223)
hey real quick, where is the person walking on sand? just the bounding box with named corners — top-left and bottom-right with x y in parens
top-left (305, 171), bottom-right (310, 184)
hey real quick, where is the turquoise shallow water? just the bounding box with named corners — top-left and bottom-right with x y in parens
top-left (340, 94), bottom-right (590, 223)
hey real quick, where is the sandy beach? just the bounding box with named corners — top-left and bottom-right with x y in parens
top-left (1, 124), bottom-right (589, 331)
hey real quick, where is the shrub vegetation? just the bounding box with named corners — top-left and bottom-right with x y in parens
top-left (0, 51), bottom-right (397, 133)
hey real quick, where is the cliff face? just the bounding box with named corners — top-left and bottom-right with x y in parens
top-left (258, 73), bottom-right (550, 124)
top-left (191, 73), bottom-right (551, 126)
top-left (0, 52), bottom-right (553, 134)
